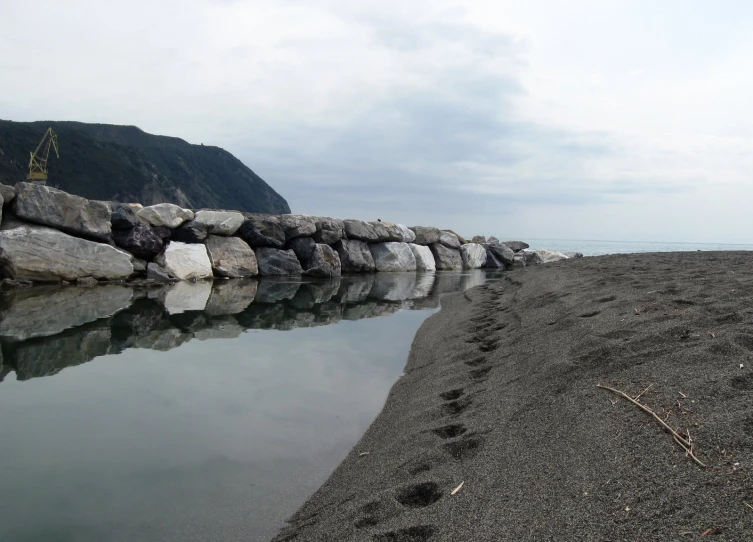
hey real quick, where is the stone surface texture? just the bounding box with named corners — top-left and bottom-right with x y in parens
top-left (154, 241), bottom-right (213, 280)
top-left (170, 223), bottom-right (208, 244)
top-left (461, 243), bottom-right (488, 269)
top-left (530, 249), bottom-right (570, 263)
top-left (14, 182), bottom-right (112, 240)
top-left (409, 226), bottom-right (441, 245)
top-left (396, 224), bottom-right (417, 243)
top-left (281, 214), bottom-right (317, 240)
top-left (313, 217), bottom-right (345, 244)
top-left (287, 237), bottom-right (317, 263)
top-left (205, 235), bottom-right (258, 277)
top-left (137, 203), bottom-right (194, 228)
top-left (255, 248), bottom-right (303, 275)
top-left (112, 223), bottom-right (166, 261)
top-left (503, 240), bottom-right (530, 252)
top-left (110, 203), bottom-right (139, 230)
top-left (472, 235), bottom-right (486, 244)
top-left (369, 242), bottom-right (417, 272)
top-left (0, 224), bottom-right (133, 281)
top-left (0, 184), bottom-right (15, 206)
top-left (408, 244), bottom-right (436, 271)
top-left (305, 244), bottom-right (342, 277)
top-left (334, 239), bottom-right (376, 272)
top-left (487, 243), bottom-right (515, 265)
top-left (343, 219), bottom-right (379, 243)
top-left (239, 214), bottom-right (286, 248)
top-left (438, 230), bottom-right (462, 249)
top-left (430, 243), bottom-right (463, 270)
top-left (188, 210), bottom-right (244, 236)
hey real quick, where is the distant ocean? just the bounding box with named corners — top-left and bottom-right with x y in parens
top-left (524, 239), bottom-right (753, 257)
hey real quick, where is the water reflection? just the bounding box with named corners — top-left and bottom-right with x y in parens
top-left (0, 272), bottom-right (492, 383)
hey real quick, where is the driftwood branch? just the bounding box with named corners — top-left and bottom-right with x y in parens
top-left (597, 384), bottom-right (706, 468)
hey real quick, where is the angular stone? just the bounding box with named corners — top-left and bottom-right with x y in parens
top-left (503, 240), bottom-right (530, 252)
top-left (147, 262), bottom-right (174, 282)
top-left (238, 214), bottom-right (285, 248)
top-left (430, 243), bottom-right (463, 270)
top-left (287, 237), bottom-right (316, 263)
top-left (460, 243), bottom-right (487, 269)
top-left (289, 280), bottom-right (341, 309)
top-left (334, 239), bottom-right (376, 272)
top-left (343, 219), bottom-right (379, 242)
top-left (313, 217), bottom-right (345, 244)
top-left (137, 203), bottom-right (193, 228)
top-left (522, 250), bottom-right (544, 265)
top-left (0, 224), bottom-right (133, 281)
top-left (170, 222), bottom-right (208, 243)
top-left (305, 244), bottom-right (341, 277)
top-left (281, 214), bottom-right (316, 240)
top-left (156, 281), bottom-right (212, 314)
top-left (254, 279), bottom-right (300, 303)
top-left (396, 224), bottom-right (416, 243)
top-left (472, 235), bottom-right (486, 244)
top-left (410, 226), bottom-right (441, 245)
top-left (14, 182), bottom-right (112, 241)
top-left (131, 257), bottom-right (147, 274)
top-left (334, 275), bottom-right (375, 303)
top-left (155, 242), bottom-right (213, 280)
top-left (488, 236), bottom-right (500, 244)
top-left (187, 210), bottom-right (244, 236)
top-left (511, 254), bottom-right (527, 268)
top-left (0, 184), bottom-right (15, 207)
top-left (110, 203), bottom-right (139, 230)
top-left (439, 230), bottom-right (461, 249)
top-left (368, 221), bottom-right (403, 242)
top-left (530, 249), bottom-right (570, 263)
top-left (369, 242), bottom-right (417, 272)
top-left (409, 243), bottom-right (436, 271)
top-left (112, 223), bottom-right (166, 260)
top-left (205, 279), bottom-right (258, 316)
top-left (487, 243), bottom-right (515, 265)
top-left (255, 248), bottom-right (303, 275)
top-left (484, 250), bottom-right (505, 269)
top-left (204, 235), bottom-right (258, 278)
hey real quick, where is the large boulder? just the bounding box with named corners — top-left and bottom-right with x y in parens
top-left (13, 182), bottom-right (112, 241)
top-left (281, 214), bottom-right (316, 240)
top-left (137, 203), bottom-right (194, 228)
top-left (471, 235), bottom-right (486, 244)
top-left (112, 223), bottom-right (166, 260)
top-left (170, 222), bottom-right (208, 244)
top-left (430, 243), bottom-right (463, 270)
top-left (205, 235), bottom-right (258, 278)
top-left (343, 219), bottom-right (379, 243)
top-left (487, 243), bottom-right (515, 265)
top-left (154, 241), bottom-right (213, 280)
top-left (484, 250), bottom-right (505, 269)
top-left (511, 254), bottom-right (527, 268)
top-left (110, 203), bottom-right (140, 230)
top-left (287, 237), bottom-right (317, 263)
top-left (239, 214), bottom-right (285, 248)
top-left (369, 221), bottom-right (403, 242)
top-left (0, 224), bottom-right (133, 281)
top-left (460, 243), bottom-right (487, 269)
top-left (187, 210), bottom-right (244, 236)
top-left (313, 217), bottom-right (345, 244)
top-left (334, 239), bottom-right (376, 272)
top-left (503, 240), bottom-right (530, 252)
top-left (522, 250), bottom-right (544, 265)
top-left (530, 249), bottom-right (570, 263)
top-left (408, 243), bottom-right (436, 271)
top-left (439, 230), bottom-right (461, 249)
top-left (369, 242), bottom-right (417, 272)
top-left (255, 248), bottom-right (303, 275)
top-left (205, 279), bottom-right (258, 316)
top-left (409, 226), bottom-right (441, 245)
top-left (396, 224), bottom-right (416, 243)
top-left (488, 236), bottom-right (500, 244)
top-left (305, 244), bottom-right (342, 277)
top-left (0, 184), bottom-right (15, 207)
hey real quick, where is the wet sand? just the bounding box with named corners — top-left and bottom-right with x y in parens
top-left (273, 252), bottom-right (753, 541)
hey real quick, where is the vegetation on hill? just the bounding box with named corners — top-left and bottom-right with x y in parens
top-left (0, 120), bottom-right (291, 214)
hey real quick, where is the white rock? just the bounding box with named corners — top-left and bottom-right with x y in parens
top-left (157, 281), bottom-right (212, 314)
top-left (137, 203), bottom-right (194, 228)
top-left (189, 210), bottom-right (244, 236)
top-left (460, 243), bottom-right (488, 269)
top-left (369, 242), bottom-right (417, 272)
top-left (408, 244), bottom-right (436, 271)
top-left (395, 224), bottom-right (417, 243)
top-left (155, 242), bottom-right (213, 280)
top-left (531, 249), bottom-right (571, 263)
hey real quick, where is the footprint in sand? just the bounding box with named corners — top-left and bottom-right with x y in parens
top-left (439, 388), bottom-right (464, 401)
top-left (373, 525), bottom-right (436, 541)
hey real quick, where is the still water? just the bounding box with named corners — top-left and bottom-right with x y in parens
top-left (0, 272), bottom-right (495, 542)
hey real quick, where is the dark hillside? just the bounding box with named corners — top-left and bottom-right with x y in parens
top-left (0, 120), bottom-right (290, 214)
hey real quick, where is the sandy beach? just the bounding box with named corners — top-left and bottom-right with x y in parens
top-left (273, 252), bottom-right (753, 541)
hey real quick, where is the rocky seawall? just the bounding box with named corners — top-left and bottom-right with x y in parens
top-left (0, 182), bottom-right (582, 285)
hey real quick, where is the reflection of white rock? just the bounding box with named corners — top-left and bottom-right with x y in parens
top-left (335, 275), bottom-right (375, 303)
top-left (0, 285), bottom-right (134, 341)
top-left (156, 242), bottom-right (213, 280)
top-left (409, 244), bottom-right (436, 271)
top-left (411, 272), bottom-right (435, 299)
top-left (369, 273), bottom-right (417, 301)
top-left (158, 281), bottom-right (212, 314)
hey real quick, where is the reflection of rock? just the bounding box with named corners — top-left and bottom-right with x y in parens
top-left (431, 272), bottom-right (466, 295)
top-left (236, 303), bottom-right (286, 328)
top-left (127, 327), bottom-right (191, 351)
top-left (409, 244), bottom-right (436, 271)
top-left (411, 296), bottom-right (440, 310)
top-left (369, 273), bottom-right (417, 301)
top-left (0, 284), bottom-right (133, 341)
top-left (155, 242), bottom-right (213, 280)
top-left (156, 281), bottom-right (212, 314)
top-left (137, 203), bottom-right (194, 228)
top-left (193, 317), bottom-right (244, 340)
top-left (334, 240), bottom-right (375, 273)
top-left (460, 243), bottom-right (487, 269)
top-left (205, 236), bottom-right (258, 278)
top-left (256, 248), bottom-right (303, 276)
top-left (289, 280), bottom-right (341, 309)
top-left (411, 272), bottom-right (435, 299)
top-left (343, 302), bottom-right (378, 320)
top-left (334, 275), bottom-right (375, 303)
top-left (255, 279), bottom-right (301, 303)
top-left (369, 242), bottom-right (417, 272)
top-left (205, 280), bottom-right (257, 315)
top-left (0, 224), bottom-right (134, 281)
top-left (430, 243), bottom-right (463, 270)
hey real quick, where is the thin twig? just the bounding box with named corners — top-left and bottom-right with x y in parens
top-left (597, 384), bottom-right (706, 468)
top-left (634, 383), bottom-right (654, 401)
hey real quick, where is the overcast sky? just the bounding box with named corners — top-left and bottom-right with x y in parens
top-left (1, 0), bottom-right (752, 243)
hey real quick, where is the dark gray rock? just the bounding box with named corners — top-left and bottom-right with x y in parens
top-left (343, 219), bottom-right (379, 242)
top-left (334, 275), bottom-right (375, 303)
top-left (205, 235), bottom-right (258, 278)
top-left (503, 240), bottom-right (530, 252)
top-left (305, 244), bottom-right (342, 277)
top-left (132, 258), bottom-right (147, 274)
top-left (313, 217), bottom-right (345, 244)
top-left (472, 235), bottom-right (486, 244)
top-left (511, 254), bottom-right (527, 268)
top-left (280, 214), bottom-right (316, 240)
top-left (205, 279), bottom-right (258, 316)
top-left (239, 214), bottom-right (286, 248)
top-left (429, 243), bottom-right (463, 270)
top-left (14, 182), bottom-right (112, 241)
top-left (287, 237), bottom-right (317, 263)
top-left (484, 249), bottom-right (505, 269)
top-left (171, 222), bottom-right (208, 243)
top-left (487, 243), bottom-right (515, 265)
top-left (488, 236), bottom-right (500, 244)
top-left (255, 248), bottom-right (303, 275)
top-left (0, 184), bottom-right (15, 207)
top-left (289, 280), bottom-right (341, 309)
top-left (147, 262), bottom-right (174, 282)
top-left (439, 230), bottom-right (461, 249)
top-left (112, 223), bottom-right (166, 260)
top-left (523, 250), bottom-right (544, 265)
top-left (110, 204), bottom-right (139, 230)
top-left (367, 221), bottom-right (403, 242)
top-left (334, 239), bottom-right (376, 272)
top-left (409, 226), bottom-right (441, 245)
top-left (254, 279), bottom-right (300, 303)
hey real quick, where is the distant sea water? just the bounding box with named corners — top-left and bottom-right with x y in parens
top-left (524, 238), bottom-right (753, 257)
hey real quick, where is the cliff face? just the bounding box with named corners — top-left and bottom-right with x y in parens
top-left (0, 120), bottom-right (291, 214)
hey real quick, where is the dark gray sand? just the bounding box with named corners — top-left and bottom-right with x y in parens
top-left (273, 252), bottom-right (753, 541)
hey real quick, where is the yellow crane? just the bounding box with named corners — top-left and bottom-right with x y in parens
top-left (27, 127), bottom-right (59, 182)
